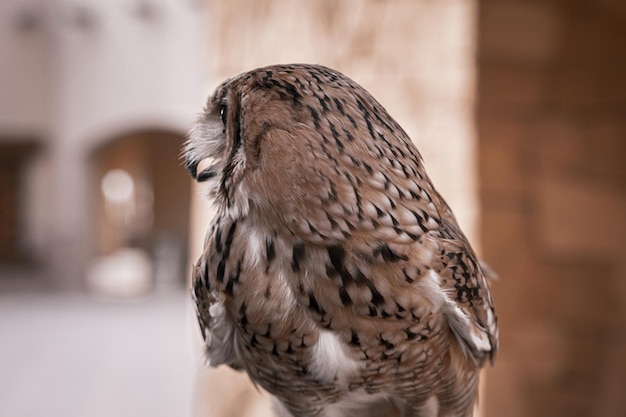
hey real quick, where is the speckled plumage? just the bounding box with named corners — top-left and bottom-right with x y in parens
top-left (185, 64), bottom-right (498, 417)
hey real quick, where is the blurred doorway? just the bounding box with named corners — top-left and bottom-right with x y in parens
top-left (87, 131), bottom-right (190, 297)
top-left (0, 141), bottom-right (40, 265)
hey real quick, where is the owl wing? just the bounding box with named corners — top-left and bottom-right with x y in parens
top-left (297, 190), bottom-right (497, 367)
top-left (432, 191), bottom-right (499, 364)
top-left (429, 218), bottom-right (499, 366)
top-left (252, 126), bottom-right (498, 366)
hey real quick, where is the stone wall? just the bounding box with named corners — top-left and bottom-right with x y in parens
top-left (477, 1), bottom-right (626, 416)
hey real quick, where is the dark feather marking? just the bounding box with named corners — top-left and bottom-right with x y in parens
top-left (339, 287), bottom-right (353, 306)
top-left (334, 97), bottom-right (345, 115)
top-left (216, 260), bottom-right (225, 283)
top-left (353, 268), bottom-right (368, 285)
top-left (224, 260), bottom-right (242, 296)
top-left (291, 242), bottom-right (305, 273)
top-left (264, 284), bottom-right (271, 299)
top-left (329, 122), bottom-right (344, 152)
top-left (224, 277), bottom-right (235, 296)
top-left (203, 261), bottom-right (210, 287)
top-left (265, 237), bottom-right (275, 271)
top-left (356, 99), bottom-right (377, 141)
top-left (406, 231), bottom-right (420, 241)
top-left (215, 227), bottom-right (223, 253)
top-left (308, 293), bottom-right (326, 315)
top-left (239, 302), bottom-right (248, 329)
top-left (409, 190), bottom-right (422, 201)
top-left (343, 128), bottom-right (354, 142)
top-left (307, 105), bottom-right (320, 129)
top-left (346, 114), bottom-right (357, 128)
top-left (364, 117), bottom-right (376, 141)
top-left (309, 70), bottom-right (322, 85)
top-left (319, 95), bottom-right (329, 112)
top-left (350, 329), bottom-right (361, 347)
top-left (327, 245), bottom-right (346, 270)
top-left (326, 213), bottom-right (340, 230)
top-left (307, 221), bottom-right (320, 236)
top-left (220, 99), bottom-right (243, 205)
top-left (404, 328), bottom-right (419, 341)
top-left (373, 243), bottom-right (408, 262)
top-left (327, 245), bottom-right (355, 285)
top-left (402, 268), bottom-right (415, 284)
top-left (282, 81), bottom-right (302, 104)
top-left (223, 221), bottom-right (238, 259)
top-left (401, 164), bottom-right (411, 179)
top-left (379, 334), bottom-right (395, 350)
top-left (416, 210), bottom-right (431, 233)
top-left (328, 183), bottom-right (339, 201)
top-left (367, 281), bottom-right (385, 306)
top-left (325, 263), bottom-right (338, 278)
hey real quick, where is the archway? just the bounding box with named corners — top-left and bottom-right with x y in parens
top-left (87, 130), bottom-right (191, 296)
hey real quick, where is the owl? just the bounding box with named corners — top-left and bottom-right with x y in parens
top-left (185, 64), bottom-right (498, 417)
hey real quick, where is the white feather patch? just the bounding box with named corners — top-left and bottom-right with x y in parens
top-left (310, 330), bottom-right (361, 384)
top-left (204, 299), bottom-right (238, 368)
top-left (245, 229), bottom-right (265, 269)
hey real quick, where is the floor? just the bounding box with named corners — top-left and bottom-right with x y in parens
top-left (0, 290), bottom-right (196, 417)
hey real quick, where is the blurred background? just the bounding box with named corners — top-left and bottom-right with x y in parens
top-left (0, 0), bottom-right (625, 416)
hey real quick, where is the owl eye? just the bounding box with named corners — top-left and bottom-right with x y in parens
top-left (220, 104), bottom-right (227, 128)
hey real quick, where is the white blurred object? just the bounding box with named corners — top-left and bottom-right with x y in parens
top-left (101, 169), bottom-right (135, 204)
top-left (85, 247), bottom-right (153, 297)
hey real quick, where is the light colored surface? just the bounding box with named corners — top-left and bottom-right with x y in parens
top-left (0, 0), bottom-right (208, 287)
top-left (0, 291), bottom-right (196, 417)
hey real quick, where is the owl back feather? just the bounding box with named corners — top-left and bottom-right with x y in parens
top-left (186, 63), bottom-right (498, 417)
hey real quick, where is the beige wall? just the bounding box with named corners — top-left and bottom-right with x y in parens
top-left (477, 1), bottom-right (626, 416)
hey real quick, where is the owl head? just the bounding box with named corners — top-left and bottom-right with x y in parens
top-left (184, 64), bottom-right (416, 232)
top-left (184, 65), bottom-right (321, 219)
